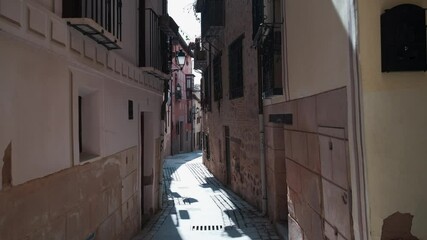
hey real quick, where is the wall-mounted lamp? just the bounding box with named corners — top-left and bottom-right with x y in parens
top-left (172, 49), bottom-right (186, 72)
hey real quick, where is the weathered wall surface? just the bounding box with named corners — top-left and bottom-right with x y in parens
top-left (0, 147), bottom-right (139, 240)
top-left (265, 88), bottom-right (351, 239)
top-left (358, 0), bottom-right (427, 239)
top-left (0, 1), bottom-right (164, 235)
top-left (0, 0), bottom-right (163, 186)
top-left (203, 0), bottom-right (262, 208)
top-left (284, 0), bottom-right (351, 99)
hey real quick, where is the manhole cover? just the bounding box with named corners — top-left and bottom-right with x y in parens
top-left (191, 225), bottom-right (224, 231)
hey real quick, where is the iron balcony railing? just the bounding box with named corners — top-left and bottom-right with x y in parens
top-left (140, 8), bottom-right (169, 73)
top-left (63, 0), bottom-right (122, 41)
top-left (200, 0), bottom-right (224, 38)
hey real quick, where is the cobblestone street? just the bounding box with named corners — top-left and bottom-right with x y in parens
top-left (133, 152), bottom-right (282, 240)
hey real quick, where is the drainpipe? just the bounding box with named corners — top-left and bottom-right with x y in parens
top-left (259, 114), bottom-right (267, 215)
top-left (258, 47), bottom-right (268, 216)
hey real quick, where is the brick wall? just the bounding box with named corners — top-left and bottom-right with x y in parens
top-left (202, 0), bottom-right (262, 209)
top-left (264, 87), bottom-right (352, 239)
top-left (0, 147), bottom-right (140, 240)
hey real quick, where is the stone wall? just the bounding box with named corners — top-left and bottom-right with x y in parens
top-left (0, 147), bottom-right (140, 240)
top-left (264, 87), bottom-right (352, 239)
top-left (202, 0), bottom-right (262, 209)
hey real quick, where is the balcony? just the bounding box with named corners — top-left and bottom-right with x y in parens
top-left (193, 38), bottom-right (207, 70)
top-left (139, 9), bottom-right (170, 78)
top-left (63, 0), bottom-right (122, 50)
top-left (159, 15), bottom-right (179, 38)
top-left (196, 0), bottom-right (224, 39)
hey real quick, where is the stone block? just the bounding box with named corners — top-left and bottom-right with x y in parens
top-left (46, 216), bottom-right (66, 240)
top-left (107, 183), bottom-right (122, 215)
top-left (28, 6), bottom-right (47, 37)
top-left (0, 0), bottom-right (22, 25)
top-left (115, 59), bottom-right (122, 73)
top-left (289, 215), bottom-right (304, 240)
top-left (284, 130), bottom-right (292, 159)
top-left (322, 179), bottom-right (351, 239)
top-left (84, 40), bottom-right (96, 61)
top-left (51, 18), bottom-right (67, 46)
top-left (286, 159), bottom-right (301, 194)
top-left (96, 48), bottom-right (106, 66)
top-left (47, 170), bottom-right (79, 219)
top-left (310, 212), bottom-right (323, 240)
top-left (122, 64), bottom-right (129, 77)
top-left (96, 213), bottom-right (116, 240)
top-left (101, 159), bottom-right (121, 190)
top-left (273, 149), bottom-right (286, 173)
top-left (122, 171), bottom-right (137, 204)
top-left (107, 53), bottom-right (114, 70)
top-left (8, 181), bottom-right (50, 239)
top-left (283, 100), bottom-right (299, 130)
top-left (78, 165), bottom-right (103, 201)
top-left (89, 193), bottom-right (108, 230)
top-left (307, 133), bottom-right (321, 173)
top-left (318, 126), bottom-right (346, 139)
top-left (113, 209), bottom-right (123, 238)
top-left (291, 131), bottom-right (308, 167)
top-left (319, 135), bottom-right (332, 180)
top-left (316, 88), bottom-right (347, 130)
top-left (300, 168), bottom-right (321, 214)
top-left (70, 31), bottom-right (83, 54)
top-left (297, 96), bottom-right (317, 132)
top-left (331, 138), bottom-right (349, 189)
top-left (66, 208), bottom-right (82, 240)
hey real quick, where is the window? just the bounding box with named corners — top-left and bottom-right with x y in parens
top-left (203, 68), bottom-right (212, 111)
top-left (213, 54), bottom-right (222, 101)
top-left (176, 122), bottom-right (180, 135)
top-left (252, 0), bottom-right (264, 39)
top-left (78, 91), bottom-right (101, 162)
top-left (229, 35), bottom-right (244, 99)
top-left (204, 133), bottom-right (210, 159)
top-left (262, 30), bottom-right (283, 97)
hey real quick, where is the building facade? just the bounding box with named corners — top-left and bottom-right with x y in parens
top-left (198, 0), bottom-right (427, 239)
top-left (165, 36), bottom-right (195, 155)
top-left (195, 0), bottom-right (264, 209)
top-left (192, 86), bottom-right (202, 151)
top-left (0, 0), bottom-right (178, 239)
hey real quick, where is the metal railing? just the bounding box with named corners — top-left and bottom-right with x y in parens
top-left (142, 8), bottom-right (169, 72)
top-left (200, 0), bottom-right (224, 37)
top-left (82, 0), bottom-right (122, 40)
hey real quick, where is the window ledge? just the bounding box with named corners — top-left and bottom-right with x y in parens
top-left (263, 94), bottom-right (286, 106)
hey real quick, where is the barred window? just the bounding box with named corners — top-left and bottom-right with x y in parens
top-left (229, 35), bottom-right (244, 99)
top-left (213, 54), bottom-right (223, 101)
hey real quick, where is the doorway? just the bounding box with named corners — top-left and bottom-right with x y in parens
top-left (224, 126), bottom-right (231, 185)
top-left (179, 121), bottom-right (184, 152)
top-left (140, 112), bottom-right (145, 218)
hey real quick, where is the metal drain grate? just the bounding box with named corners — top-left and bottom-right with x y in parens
top-left (191, 225), bottom-right (224, 231)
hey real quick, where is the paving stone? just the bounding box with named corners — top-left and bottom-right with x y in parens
top-left (132, 152), bottom-right (282, 240)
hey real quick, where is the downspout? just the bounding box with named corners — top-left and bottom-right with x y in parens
top-left (258, 46), bottom-right (267, 216)
top-left (159, 78), bottom-right (169, 209)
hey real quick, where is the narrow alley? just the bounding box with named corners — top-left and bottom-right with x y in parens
top-left (133, 152), bottom-right (282, 240)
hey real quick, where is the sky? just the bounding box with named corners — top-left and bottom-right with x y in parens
top-left (168, 0), bottom-right (202, 85)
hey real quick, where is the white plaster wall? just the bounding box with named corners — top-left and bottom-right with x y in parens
top-left (118, 0), bottom-right (138, 64)
top-left (0, 34), bottom-right (163, 186)
top-left (0, 34), bottom-right (71, 185)
top-left (358, 0), bottom-right (427, 239)
top-left (284, 0), bottom-right (352, 99)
